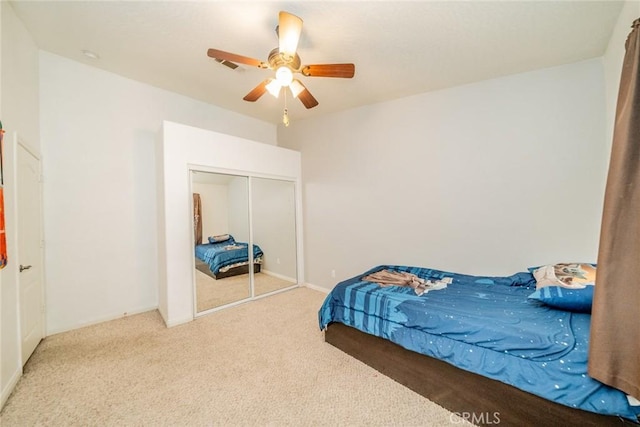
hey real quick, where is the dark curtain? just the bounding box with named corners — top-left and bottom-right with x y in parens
top-left (589, 18), bottom-right (640, 400)
top-left (193, 193), bottom-right (202, 246)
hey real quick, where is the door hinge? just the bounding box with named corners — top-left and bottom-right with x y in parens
top-left (40, 240), bottom-right (45, 248)
top-left (39, 174), bottom-right (44, 183)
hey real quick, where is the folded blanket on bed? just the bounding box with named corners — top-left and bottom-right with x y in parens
top-left (223, 244), bottom-right (245, 251)
top-left (362, 269), bottom-right (450, 296)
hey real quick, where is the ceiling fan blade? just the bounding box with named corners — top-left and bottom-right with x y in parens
top-left (278, 11), bottom-right (303, 57)
top-left (293, 80), bottom-right (319, 109)
top-left (243, 80), bottom-right (270, 102)
top-left (207, 49), bottom-right (267, 68)
top-left (298, 89), bottom-right (319, 109)
top-left (301, 64), bottom-right (355, 78)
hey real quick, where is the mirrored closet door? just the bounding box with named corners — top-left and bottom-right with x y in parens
top-left (251, 177), bottom-right (298, 296)
top-left (192, 171), bottom-right (251, 312)
top-left (191, 171), bottom-right (298, 314)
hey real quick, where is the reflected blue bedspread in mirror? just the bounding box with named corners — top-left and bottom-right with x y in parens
top-left (318, 265), bottom-right (640, 421)
top-left (195, 241), bottom-right (263, 275)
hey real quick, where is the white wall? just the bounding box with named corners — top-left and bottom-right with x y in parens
top-left (279, 59), bottom-right (608, 291)
top-left (192, 181), bottom-right (229, 242)
top-left (0, 2), bottom-right (3, 397)
top-left (40, 52), bottom-right (277, 335)
top-left (227, 176), bottom-right (250, 242)
top-left (0, 1), bottom-right (40, 408)
top-left (158, 121), bottom-right (302, 326)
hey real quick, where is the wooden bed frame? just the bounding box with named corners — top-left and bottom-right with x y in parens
top-left (325, 322), bottom-right (638, 427)
top-left (195, 258), bottom-right (261, 280)
top-left (214, 263), bottom-right (260, 279)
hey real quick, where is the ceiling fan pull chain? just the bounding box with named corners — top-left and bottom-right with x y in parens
top-left (283, 89), bottom-right (290, 127)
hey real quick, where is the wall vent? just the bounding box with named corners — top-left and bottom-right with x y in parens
top-left (215, 58), bottom-right (239, 70)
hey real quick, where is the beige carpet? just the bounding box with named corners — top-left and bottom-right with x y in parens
top-left (0, 287), bottom-right (471, 426)
top-left (196, 271), bottom-right (296, 312)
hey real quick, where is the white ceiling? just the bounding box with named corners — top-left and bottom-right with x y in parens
top-left (9, 1), bottom-right (624, 125)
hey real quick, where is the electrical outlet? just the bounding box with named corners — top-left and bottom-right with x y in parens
top-left (277, 258), bottom-right (281, 264)
top-left (331, 269), bottom-right (336, 278)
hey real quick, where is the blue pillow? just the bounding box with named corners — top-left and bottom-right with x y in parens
top-left (528, 285), bottom-right (594, 313)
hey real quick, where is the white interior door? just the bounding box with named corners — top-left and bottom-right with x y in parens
top-left (17, 141), bottom-right (45, 365)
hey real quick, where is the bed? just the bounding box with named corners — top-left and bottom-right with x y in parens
top-left (318, 264), bottom-right (640, 426)
top-left (194, 235), bottom-right (263, 279)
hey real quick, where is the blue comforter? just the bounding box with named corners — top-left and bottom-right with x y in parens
top-left (318, 265), bottom-right (640, 421)
top-left (195, 241), bottom-right (263, 275)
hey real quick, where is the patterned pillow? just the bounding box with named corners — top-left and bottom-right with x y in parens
top-left (528, 263), bottom-right (596, 312)
top-left (208, 234), bottom-right (234, 244)
top-left (532, 263), bottom-right (596, 289)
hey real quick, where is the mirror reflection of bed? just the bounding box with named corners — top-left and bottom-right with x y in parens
top-left (191, 171), bottom-right (298, 313)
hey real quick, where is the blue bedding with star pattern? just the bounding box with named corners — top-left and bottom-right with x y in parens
top-left (195, 241), bottom-right (263, 275)
top-left (318, 265), bottom-right (640, 421)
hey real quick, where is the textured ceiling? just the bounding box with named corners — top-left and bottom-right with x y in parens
top-left (10, 1), bottom-right (624, 125)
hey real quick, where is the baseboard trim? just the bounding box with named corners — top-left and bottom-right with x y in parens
top-left (261, 269), bottom-right (297, 283)
top-left (1, 366), bottom-right (22, 410)
top-left (164, 315), bottom-right (194, 328)
top-left (304, 282), bottom-right (330, 294)
top-left (46, 304), bottom-right (159, 336)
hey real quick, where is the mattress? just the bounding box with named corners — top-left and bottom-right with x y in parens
top-left (195, 241), bottom-right (263, 275)
top-left (318, 265), bottom-right (640, 421)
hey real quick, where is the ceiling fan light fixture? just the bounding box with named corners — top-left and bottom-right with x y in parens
top-left (266, 79), bottom-right (282, 98)
top-left (275, 66), bottom-right (293, 87)
top-left (290, 80), bottom-right (304, 98)
top-left (208, 10), bottom-right (354, 117)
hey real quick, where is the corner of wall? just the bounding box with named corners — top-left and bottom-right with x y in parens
top-left (156, 124), bottom-right (168, 323)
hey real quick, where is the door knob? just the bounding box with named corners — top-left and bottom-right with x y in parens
top-left (19, 264), bottom-right (32, 272)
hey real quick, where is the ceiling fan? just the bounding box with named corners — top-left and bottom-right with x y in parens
top-left (207, 11), bottom-right (355, 111)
